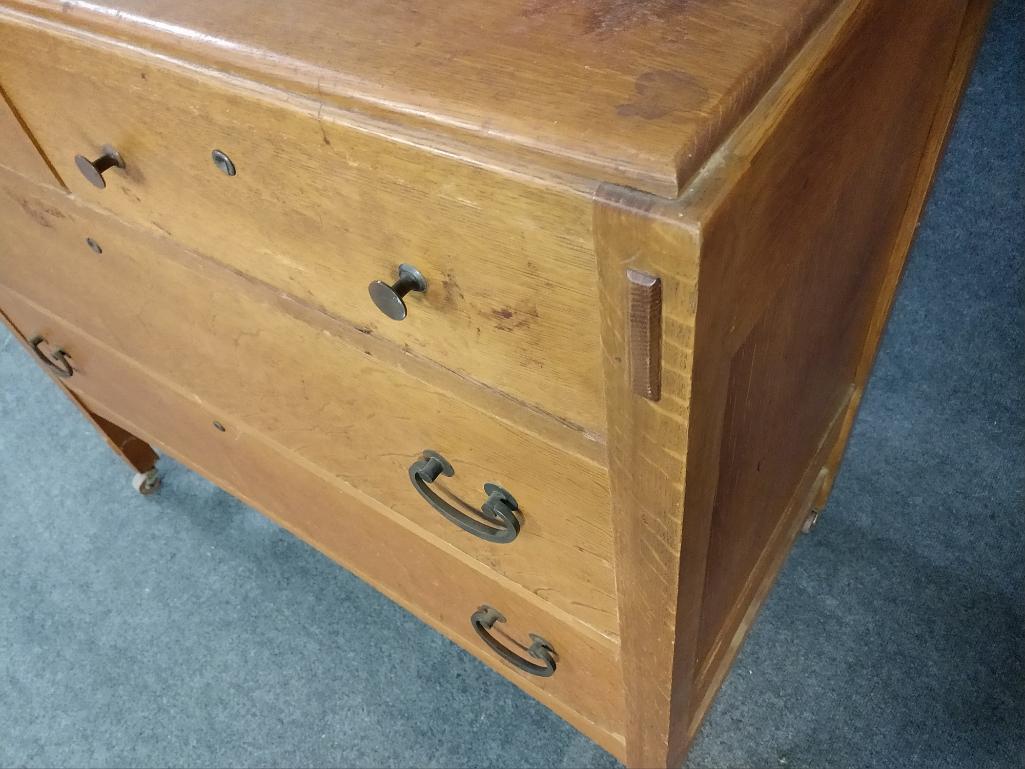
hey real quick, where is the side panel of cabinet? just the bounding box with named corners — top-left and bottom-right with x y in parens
top-left (599, 0), bottom-right (987, 766)
top-left (689, 0), bottom-right (975, 714)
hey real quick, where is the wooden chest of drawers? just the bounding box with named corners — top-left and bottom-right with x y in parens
top-left (0, 1), bottom-right (988, 765)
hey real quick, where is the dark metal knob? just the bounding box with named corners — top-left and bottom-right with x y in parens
top-left (368, 264), bottom-right (427, 320)
top-left (74, 145), bottom-right (125, 189)
top-left (471, 605), bottom-right (556, 677)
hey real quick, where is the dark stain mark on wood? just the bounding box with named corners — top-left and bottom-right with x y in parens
top-left (491, 304), bottom-right (539, 332)
top-left (617, 70), bottom-right (706, 120)
top-left (440, 271), bottom-right (465, 307)
top-left (13, 195), bottom-right (66, 229)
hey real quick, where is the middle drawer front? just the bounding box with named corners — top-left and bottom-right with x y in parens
top-left (0, 175), bottom-right (619, 639)
top-left (0, 15), bottom-right (606, 431)
top-left (0, 285), bottom-right (626, 752)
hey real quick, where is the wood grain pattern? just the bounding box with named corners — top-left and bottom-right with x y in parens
top-left (626, 269), bottom-right (662, 401)
top-left (0, 83), bottom-right (61, 187)
top-left (0, 0), bottom-right (989, 764)
top-left (594, 0), bottom-right (981, 766)
top-left (595, 187), bottom-right (703, 769)
top-left (814, 0), bottom-right (994, 513)
top-left (0, 174), bottom-right (620, 639)
top-left (686, 0), bottom-right (970, 694)
top-left (84, 411), bottom-right (159, 474)
top-left (0, 15), bottom-right (608, 432)
top-left (0, 284), bottom-right (627, 756)
top-left (2, 0), bottom-right (836, 197)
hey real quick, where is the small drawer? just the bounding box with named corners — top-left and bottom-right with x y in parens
top-left (0, 14), bottom-right (606, 431)
top-left (0, 85), bottom-right (59, 187)
top-left (0, 284), bottom-right (625, 755)
top-left (0, 171), bottom-right (619, 639)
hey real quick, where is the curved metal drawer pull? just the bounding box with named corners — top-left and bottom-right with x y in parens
top-left (29, 336), bottom-right (73, 379)
top-left (408, 450), bottom-right (521, 544)
top-left (471, 605), bottom-right (556, 677)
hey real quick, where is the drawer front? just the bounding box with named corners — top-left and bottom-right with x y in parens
top-left (0, 85), bottom-right (59, 187)
top-left (0, 285), bottom-right (625, 753)
top-left (0, 15), bottom-right (606, 431)
top-left (0, 174), bottom-right (618, 639)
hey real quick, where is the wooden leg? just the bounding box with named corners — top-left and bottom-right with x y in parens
top-left (81, 408), bottom-right (159, 474)
top-left (75, 404), bottom-right (163, 495)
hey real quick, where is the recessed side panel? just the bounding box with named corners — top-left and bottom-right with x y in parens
top-left (687, 0), bottom-right (982, 738)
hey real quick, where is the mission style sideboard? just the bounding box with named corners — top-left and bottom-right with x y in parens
top-left (0, 0), bottom-right (988, 765)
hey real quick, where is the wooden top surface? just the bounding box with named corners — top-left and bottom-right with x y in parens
top-left (3, 0), bottom-right (835, 196)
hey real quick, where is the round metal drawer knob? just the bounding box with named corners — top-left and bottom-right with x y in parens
top-left (368, 263), bottom-right (427, 321)
top-left (74, 145), bottom-right (125, 189)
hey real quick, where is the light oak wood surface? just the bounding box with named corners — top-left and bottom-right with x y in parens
top-left (0, 0), bottom-right (989, 765)
top-left (0, 84), bottom-right (60, 187)
top-left (0, 15), bottom-right (608, 432)
top-left (0, 284), bottom-right (627, 755)
top-left (0, 173), bottom-right (620, 640)
top-left (592, 0), bottom-right (983, 765)
top-left (1, 0), bottom-right (836, 197)
top-left (595, 185), bottom-right (703, 768)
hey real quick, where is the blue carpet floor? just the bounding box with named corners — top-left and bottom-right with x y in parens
top-left (1, 1), bottom-right (1022, 767)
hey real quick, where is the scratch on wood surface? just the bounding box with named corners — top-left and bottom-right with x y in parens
top-left (522, 0), bottom-right (692, 36)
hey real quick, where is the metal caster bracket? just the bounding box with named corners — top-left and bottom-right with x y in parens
top-left (132, 468), bottom-right (162, 496)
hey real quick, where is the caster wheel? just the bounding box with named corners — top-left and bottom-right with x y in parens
top-left (801, 508), bottom-right (821, 534)
top-left (132, 468), bottom-right (161, 496)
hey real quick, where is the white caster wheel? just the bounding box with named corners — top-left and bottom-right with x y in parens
top-left (132, 468), bottom-right (162, 496)
top-left (801, 508), bottom-right (821, 534)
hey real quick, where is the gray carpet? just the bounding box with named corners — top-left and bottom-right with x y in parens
top-left (1, 0), bottom-right (1022, 766)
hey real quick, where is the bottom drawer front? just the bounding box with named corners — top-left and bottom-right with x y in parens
top-left (0, 285), bottom-right (626, 754)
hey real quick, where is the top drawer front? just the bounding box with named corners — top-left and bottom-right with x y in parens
top-left (0, 15), bottom-right (606, 431)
